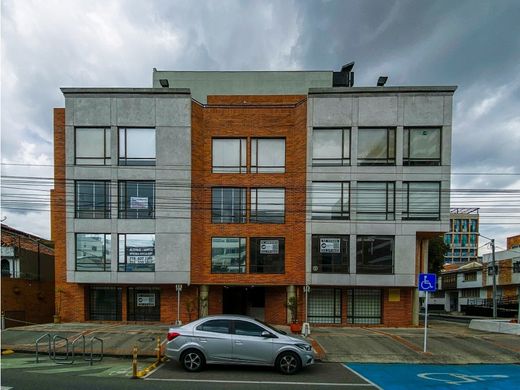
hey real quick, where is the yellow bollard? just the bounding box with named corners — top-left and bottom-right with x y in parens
top-left (131, 346), bottom-right (138, 379)
top-left (155, 336), bottom-right (161, 363)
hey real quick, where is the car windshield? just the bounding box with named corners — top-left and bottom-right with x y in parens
top-left (257, 319), bottom-right (287, 335)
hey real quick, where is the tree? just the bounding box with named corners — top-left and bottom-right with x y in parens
top-left (428, 236), bottom-right (448, 274)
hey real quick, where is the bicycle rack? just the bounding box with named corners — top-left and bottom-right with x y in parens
top-left (52, 335), bottom-right (71, 362)
top-left (86, 337), bottom-right (103, 366)
top-left (35, 333), bottom-right (51, 363)
top-left (54, 334), bottom-right (86, 365)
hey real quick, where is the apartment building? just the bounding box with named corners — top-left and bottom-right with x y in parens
top-left (52, 66), bottom-right (455, 326)
top-left (444, 208), bottom-right (480, 264)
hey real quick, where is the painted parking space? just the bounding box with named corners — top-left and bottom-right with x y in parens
top-left (345, 363), bottom-right (520, 390)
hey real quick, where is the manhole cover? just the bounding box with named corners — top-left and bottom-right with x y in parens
top-left (138, 337), bottom-right (155, 343)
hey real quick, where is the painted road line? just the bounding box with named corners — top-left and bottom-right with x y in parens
top-left (141, 360), bottom-right (165, 379)
top-left (145, 378), bottom-right (375, 386)
top-left (342, 364), bottom-right (383, 390)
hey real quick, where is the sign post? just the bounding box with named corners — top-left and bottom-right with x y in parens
top-left (418, 273), bottom-right (437, 353)
top-left (175, 284), bottom-right (183, 325)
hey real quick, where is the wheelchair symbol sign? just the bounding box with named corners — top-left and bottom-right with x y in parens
top-left (419, 273), bottom-right (436, 292)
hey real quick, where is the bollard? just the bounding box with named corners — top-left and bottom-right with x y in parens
top-left (155, 336), bottom-right (161, 363)
top-left (1, 311), bottom-right (5, 330)
top-left (131, 346), bottom-right (138, 379)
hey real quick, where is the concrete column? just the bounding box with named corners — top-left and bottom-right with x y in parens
top-left (412, 289), bottom-right (419, 326)
top-left (199, 285), bottom-right (209, 317)
top-left (286, 285), bottom-right (296, 323)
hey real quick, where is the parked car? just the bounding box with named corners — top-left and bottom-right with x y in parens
top-left (165, 314), bottom-right (315, 374)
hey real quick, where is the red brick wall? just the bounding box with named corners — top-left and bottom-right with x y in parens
top-left (507, 235), bottom-right (520, 250)
top-left (382, 288), bottom-right (413, 326)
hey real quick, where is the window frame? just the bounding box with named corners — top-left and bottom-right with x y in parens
top-left (87, 286), bottom-right (122, 321)
top-left (211, 237), bottom-right (247, 274)
top-left (402, 181), bottom-right (441, 221)
top-left (249, 237), bottom-right (285, 274)
top-left (311, 181), bottom-right (350, 220)
top-left (75, 180), bottom-right (111, 219)
top-left (75, 127), bottom-right (111, 165)
top-left (357, 127), bottom-right (396, 166)
top-left (118, 127), bottom-right (156, 166)
top-left (311, 235), bottom-right (349, 274)
top-left (403, 127), bottom-right (442, 166)
top-left (356, 235), bottom-right (394, 275)
top-left (250, 137), bottom-right (286, 173)
top-left (75, 233), bottom-right (112, 272)
top-left (250, 188), bottom-right (285, 224)
top-left (118, 233), bottom-right (156, 272)
top-left (212, 137), bottom-right (247, 173)
top-left (211, 187), bottom-right (247, 224)
top-left (356, 181), bottom-right (395, 221)
top-left (312, 128), bottom-right (350, 166)
top-left (118, 180), bottom-right (156, 219)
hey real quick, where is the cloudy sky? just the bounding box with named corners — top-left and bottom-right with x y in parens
top-left (1, 0), bottom-right (519, 253)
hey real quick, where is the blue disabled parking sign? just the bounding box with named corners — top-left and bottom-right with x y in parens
top-left (418, 273), bottom-right (436, 292)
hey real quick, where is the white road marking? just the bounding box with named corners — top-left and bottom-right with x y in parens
top-left (1, 386), bottom-right (14, 390)
top-left (342, 364), bottom-right (383, 390)
top-left (145, 378), bottom-right (374, 386)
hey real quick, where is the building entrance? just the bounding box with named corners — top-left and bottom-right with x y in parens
top-left (222, 286), bottom-right (265, 320)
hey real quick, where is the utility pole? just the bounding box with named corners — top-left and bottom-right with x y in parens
top-left (491, 239), bottom-right (497, 319)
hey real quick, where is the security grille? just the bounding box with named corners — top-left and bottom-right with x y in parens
top-left (127, 287), bottom-right (160, 321)
top-left (308, 288), bottom-right (342, 324)
top-left (88, 286), bottom-right (122, 321)
top-left (347, 288), bottom-right (381, 324)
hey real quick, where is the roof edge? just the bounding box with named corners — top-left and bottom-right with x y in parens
top-left (60, 88), bottom-right (191, 95)
top-left (309, 86), bottom-right (458, 94)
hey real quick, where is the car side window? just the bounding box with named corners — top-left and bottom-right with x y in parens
top-left (234, 320), bottom-right (266, 337)
top-left (196, 319), bottom-right (231, 334)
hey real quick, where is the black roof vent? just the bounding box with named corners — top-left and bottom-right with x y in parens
top-left (333, 61), bottom-right (355, 87)
top-left (377, 76), bottom-right (388, 86)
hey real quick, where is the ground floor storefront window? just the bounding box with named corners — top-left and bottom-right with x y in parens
top-left (88, 286), bottom-right (122, 321)
top-left (308, 288), bottom-right (342, 324)
top-left (127, 287), bottom-right (160, 321)
top-left (347, 288), bottom-right (382, 324)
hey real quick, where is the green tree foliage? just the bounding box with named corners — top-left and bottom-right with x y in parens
top-left (428, 236), bottom-right (448, 274)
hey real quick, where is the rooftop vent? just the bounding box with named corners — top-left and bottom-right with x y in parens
top-left (333, 61), bottom-right (354, 87)
top-left (159, 79), bottom-right (169, 88)
top-left (377, 76), bottom-right (388, 86)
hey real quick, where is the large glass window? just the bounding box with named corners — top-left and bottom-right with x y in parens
top-left (312, 128), bottom-right (350, 166)
top-left (356, 236), bottom-right (394, 274)
top-left (76, 233), bottom-right (111, 271)
top-left (347, 289), bottom-right (382, 324)
top-left (75, 128), bottom-right (110, 165)
top-left (212, 138), bottom-right (247, 173)
top-left (118, 234), bottom-right (155, 272)
top-left (127, 287), bottom-right (160, 321)
top-left (250, 188), bottom-right (285, 223)
top-left (211, 237), bottom-right (246, 273)
top-left (118, 181), bottom-right (155, 219)
top-left (357, 128), bottom-right (395, 165)
top-left (251, 138), bottom-right (285, 173)
top-left (212, 188), bottom-right (246, 223)
top-left (356, 182), bottom-right (395, 220)
top-left (404, 128), bottom-right (441, 165)
top-left (119, 128), bottom-right (156, 165)
top-left (75, 181), bottom-right (111, 219)
top-left (250, 238), bottom-right (285, 274)
top-left (88, 286), bottom-right (122, 321)
top-left (311, 182), bottom-right (350, 220)
top-left (308, 288), bottom-right (342, 324)
top-left (312, 235), bottom-right (349, 273)
top-left (402, 182), bottom-right (440, 220)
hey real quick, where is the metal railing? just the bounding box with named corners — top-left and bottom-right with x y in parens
top-left (35, 334), bottom-right (103, 365)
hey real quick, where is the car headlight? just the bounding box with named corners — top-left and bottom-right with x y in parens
top-left (296, 343), bottom-right (312, 352)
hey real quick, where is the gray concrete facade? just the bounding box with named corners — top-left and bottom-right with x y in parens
top-left (306, 86), bottom-right (456, 287)
top-left (61, 88), bottom-right (192, 284)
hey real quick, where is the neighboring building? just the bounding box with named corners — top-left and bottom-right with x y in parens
top-left (51, 66), bottom-right (456, 326)
top-left (1, 224), bottom-right (55, 327)
top-left (507, 234), bottom-right (520, 250)
top-left (444, 208), bottom-right (479, 264)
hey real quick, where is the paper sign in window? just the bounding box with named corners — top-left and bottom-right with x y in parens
top-left (130, 196), bottom-right (148, 209)
top-left (127, 246), bottom-right (155, 264)
top-left (137, 293), bottom-right (156, 306)
top-left (260, 240), bottom-right (279, 254)
top-left (320, 238), bottom-right (341, 253)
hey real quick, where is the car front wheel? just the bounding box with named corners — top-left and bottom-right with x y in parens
top-left (276, 351), bottom-right (301, 375)
top-left (181, 349), bottom-right (205, 372)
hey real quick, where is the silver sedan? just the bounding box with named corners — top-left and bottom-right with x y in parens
top-left (165, 315), bottom-right (315, 374)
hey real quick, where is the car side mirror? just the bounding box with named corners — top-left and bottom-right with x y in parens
top-left (261, 331), bottom-right (273, 338)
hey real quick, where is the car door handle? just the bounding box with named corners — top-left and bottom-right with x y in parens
top-left (199, 338), bottom-right (207, 343)
top-left (234, 341), bottom-right (243, 345)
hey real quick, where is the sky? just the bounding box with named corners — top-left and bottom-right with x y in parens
top-left (1, 0), bottom-right (519, 254)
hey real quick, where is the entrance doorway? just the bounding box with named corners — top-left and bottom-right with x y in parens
top-left (222, 286), bottom-right (265, 320)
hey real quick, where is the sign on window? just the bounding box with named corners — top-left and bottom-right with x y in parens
top-left (130, 197), bottom-right (148, 209)
top-left (260, 240), bottom-right (279, 254)
top-left (127, 246), bottom-right (155, 264)
top-left (320, 238), bottom-right (340, 253)
top-left (137, 293), bottom-right (156, 307)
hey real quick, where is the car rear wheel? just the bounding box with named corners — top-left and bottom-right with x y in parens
top-left (276, 351), bottom-right (301, 375)
top-left (181, 349), bottom-right (205, 372)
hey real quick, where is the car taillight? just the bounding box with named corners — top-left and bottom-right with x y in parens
top-left (167, 331), bottom-right (180, 341)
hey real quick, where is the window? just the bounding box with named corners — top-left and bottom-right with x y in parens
top-left (513, 260), bottom-right (520, 273)
top-left (402, 182), bottom-right (440, 220)
top-left (250, 237), bottom-right (285, 274)
top-left (196, 319), bottom-right (231, 334)
top-left (404, 128), bottom-right (441, 166)
top-left (211, 237), bottom-right (246, 273)
top-left (118, 181), bottom-right (155, 219)
top-left (1, 258), bottom-right (19, 278)
top-left (311, 182), bottom-right (349, 220)
top-left (308, 288), bottom-right (342, 324)
top-left (312, 128), bottom-right (350, 166)
top-left (356, 182), bottom-right (395, 220)
top-left (212, 188), bottom-right (246, 223)
top-left (461, 288), bottom-right (480, 298)
top-left (75, 127), bottom-right (110, 165)
top-left (311, 235), bottom-right (349, 273)
top-left (347, 289), bottom-right (382, 324)
top-left (119, 128), bottom-right (156, 165)
top-left (357, 128), bottom-right (395, 165)
top-left (76, 234), bottom-right (111, 271)
top-left (75, 181), bottom-right (110, 219)
top-left (250, 188), bottom-right (285, 223)
top-left (118, 234), bottom-right (155, 272)
top-left (464, 272), bottom-right (477, 282)
top-left (127, 287), bottom-right (160, 321)
top-left (234, 320), bottom-right (265, 337)
top-left (487, 265), bottom-right (498, 276)
top-left (251, 138), bottom-right (285, 173)
top-left (212, 138), bottom-right (246, 173)
top-left (88, 286), bottom-right (122, 321)
top-left (356, 236), bottom-right (394, 274)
